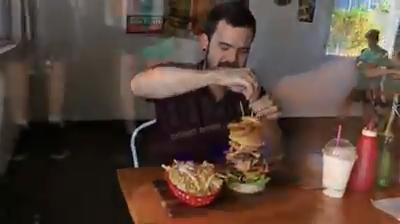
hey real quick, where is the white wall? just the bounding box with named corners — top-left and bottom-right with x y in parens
top-left (272, 57), bottom-right (361, 117)
top-left (249, 0), bottom-right (361, 117)
top-left (249, 0), bottom-right (335, 88)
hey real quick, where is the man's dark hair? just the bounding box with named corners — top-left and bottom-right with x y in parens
top-left (365, 29), bottom-right (380, 41)
top-left (204, 2), bottom-right (256, 40)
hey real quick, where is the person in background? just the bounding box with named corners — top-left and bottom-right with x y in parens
top-left (381, 51), bottom-right (400, 101)
top-left (10, 0), bottom-right (72, 161)
top-left (372, 51), bottom-right (400, 109)
top-left (341, 29), bottom-right (392, 123)
top-left (358, 50), bottom-right (400, 135)
top-left (356, 29), bottom-right (390, 90)
top-left (358, 29), bottom-right (388, 65)
top-left (130, 2), bottom-right (281, 165)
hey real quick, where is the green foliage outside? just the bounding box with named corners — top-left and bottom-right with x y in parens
top-left (327, 8), bottom-right (380, 56)
top-left (377, 0), bottom-right (391, 13)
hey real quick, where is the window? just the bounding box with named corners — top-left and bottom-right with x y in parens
top-left (0, 0), bottom-right (12, 47)
top-left (326, 0), bottom-right (399, 56)
top-left (393, 20), bottom-right (400, 52)
top-left (335, 0), bottom-right (381, 10)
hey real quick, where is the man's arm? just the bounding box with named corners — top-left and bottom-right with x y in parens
top-left (364, 67), bottom-right (390, 78)
top-left (131, 65), bottom-right (212, 99)
top-left (131, 64), bottom-right (258, 100)
top-left (356, 61), bottom-right (388, 78)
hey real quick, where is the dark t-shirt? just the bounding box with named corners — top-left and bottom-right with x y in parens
top-left (137, 62), bottom-right (259, 166)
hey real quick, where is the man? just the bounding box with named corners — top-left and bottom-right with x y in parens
top-left (341, 30), bottom-right (387, 121)
top-left (356, 29), bottom-right (390, 90)
top-left (358, 29), bottom-right (388, 66)
top-left (131, 2), bottom-right (280, 165)
top-left (341, 29), bottom-right (400, 127)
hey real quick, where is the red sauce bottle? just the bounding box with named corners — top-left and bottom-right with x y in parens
top-left (348, 122), bottom-right (378, 192)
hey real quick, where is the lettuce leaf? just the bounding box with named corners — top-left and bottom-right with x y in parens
top-left (227, 173), bottom-right (270, 186)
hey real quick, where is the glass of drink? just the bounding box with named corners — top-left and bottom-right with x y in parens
top-left (322, 138), bottom-right (357, 198)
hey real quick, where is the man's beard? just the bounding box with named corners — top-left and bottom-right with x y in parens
top-left (206, 59), bottom-right (240, 69)
top-left (217, 61), bottom-right (240, 68)
top-left (204, 46), bottom-right (243, 69)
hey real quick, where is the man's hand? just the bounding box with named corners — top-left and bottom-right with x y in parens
top-left (249, 95), bottom-right (280, 120)
top-left (212, 68), bottom-right (258, 100)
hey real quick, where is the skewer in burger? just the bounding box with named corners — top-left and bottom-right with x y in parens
top-left (225, 116), bottom-right (270, 194)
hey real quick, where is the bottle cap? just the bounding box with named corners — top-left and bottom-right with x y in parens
top-left (362, 128), bottom-right (377, 137)
top-left (366, 120), bottom-right (376, 130)
top-left (361, 119), bottom-right (378, 137)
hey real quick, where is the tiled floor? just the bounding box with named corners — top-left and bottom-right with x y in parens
top-left (2, 121), bottom-right (135, 224)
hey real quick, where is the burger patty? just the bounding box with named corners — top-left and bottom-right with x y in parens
top-left (229, 141), bottom-right (260, 153)
top-left (226, 158), bottom-right (267, 173)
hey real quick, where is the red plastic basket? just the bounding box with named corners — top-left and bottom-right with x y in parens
top-left (165, 174), bottom-right (221, 207)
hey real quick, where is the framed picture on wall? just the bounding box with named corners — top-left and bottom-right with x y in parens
top-left (126, 15), bottom-right (164, 33)
top-left (298, 0), bottom-right (316, 23)
top-left (163, 0), bottom-right (249, 37)
top-left (126, 0), bottom-right (165, 33)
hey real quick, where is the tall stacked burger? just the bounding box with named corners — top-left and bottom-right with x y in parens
top-left (225, 116), bottom-right (270, 194)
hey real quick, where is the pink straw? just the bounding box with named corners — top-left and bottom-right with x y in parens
top-left (336, 124), bottom-right (342, 146)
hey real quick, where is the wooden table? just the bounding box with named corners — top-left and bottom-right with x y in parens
top-left (117, 118), bottom-right (400, 224)
top-left (117, 167), bottom-right (400, 224)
